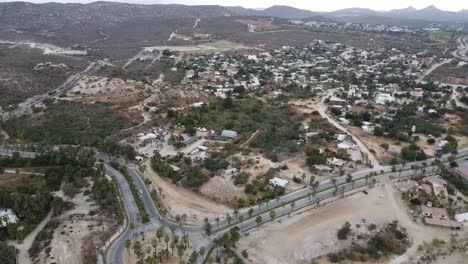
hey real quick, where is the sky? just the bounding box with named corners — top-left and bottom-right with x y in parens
top-left (1, 0), bottom-right (468, 12)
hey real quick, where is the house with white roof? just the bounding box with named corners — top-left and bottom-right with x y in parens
top-left (269, 177), bottom-right (289, 188)
top-left (0, 208), bottom-right (18, 227)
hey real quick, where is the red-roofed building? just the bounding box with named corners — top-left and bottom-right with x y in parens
top-left (449, 167), bottom-right (468, 183)
top-left (421, 205), bottom-right (448, 220)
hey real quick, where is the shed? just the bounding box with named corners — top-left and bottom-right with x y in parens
top-left (269, 177), bottom-right (289, 188)
top-left (221, 130), bottom-right (238, 139)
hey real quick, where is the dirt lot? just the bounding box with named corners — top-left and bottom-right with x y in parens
top-left (235, 19), bottom-right (281, 33)
top-left (0, 171), bottom-right (43, 191)
top-left (199, 176), bottom-right (246, 205)
top-left (426, 62), bottom-right (468, 86)
top-left (238, 184), bottom-right (454, 264)
top-left (37, 189), bottom-right (116, 264)
top-left (142, 160), bottom-right (231, 224)
top-left (348, 126), bottom-right (410, 165)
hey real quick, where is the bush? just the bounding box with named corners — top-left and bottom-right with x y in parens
top-left (337, 221), bottom-right (352, 240)
top-left (234, 172), bottom-right (249, 185)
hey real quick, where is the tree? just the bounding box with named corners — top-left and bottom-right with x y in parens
top-left (255, 216), bottom-right (262, 225)
top-left (215, 217), bottom-right (220, 228)
top-left (125, 240), bottom-right (132, 255)
top-left (233, 209), bottom-right (239, 221)
top-left (189, 250), bottom-right (199, 264)
top-left (226, 213), bottom-right (232, 224)
top-left (248, 208), bottom-right (254, 218)
top-left (269, 210), bottom-right (276, 219)
top-left (199, 246), bottom-right (206, 257)
top-left (290, 201), bottom-right (295, 212)
top-left (239, 215), bottom-right (244, 229)
top-left (337, 221), bottom-right (352, 240)
top-left (222, 96), bottom-right (233, 109)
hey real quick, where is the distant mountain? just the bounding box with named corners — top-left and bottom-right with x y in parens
top-left (0, 1), bottom-right (235, 30)
top-left (261, 5), bottom-right (316, 19)
top-left (226, 5), bottom-right (316, 19)
top-left (324, 5), bottom-right (468, 22)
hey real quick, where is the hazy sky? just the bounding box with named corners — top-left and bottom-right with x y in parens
top-left (1, 0), bottom-right (468, 12)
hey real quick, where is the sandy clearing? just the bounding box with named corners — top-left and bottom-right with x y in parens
top-left (199, 176), bottom-right (246, 205)
top-left (38, 189), bottom-right (113, 264)
top-left (238, 183), bottom-right (453, 264)
top-left (142, 160), bottom-right (230, 223)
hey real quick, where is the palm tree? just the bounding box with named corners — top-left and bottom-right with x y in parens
top-left (239, 215), bottom-right (244, 229)
top-left (215, 217), bottom-right (220, 228)
top-left (233, 209), bottom-right (239, 221)
top-left (255, 216), bottom-right (262, 225)
top-left (281, 202), bottom-right (287, 215)
top-left (226, 213), bottom-right (232, 224)
top-left (125, 239), bottom-right (132, 256)
top-left (290, 201), bottom-right (295, 213)
top-left (248, 208), bottom-right (254, 218)
top-left (269, 208), bottom-right (277, 218)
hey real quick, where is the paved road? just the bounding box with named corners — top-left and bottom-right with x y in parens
top-left (0, 60), bottom-right (103, 121)
top-left (2, 147), bottom-right (468, 263)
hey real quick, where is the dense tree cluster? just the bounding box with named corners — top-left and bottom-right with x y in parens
top-left (0, 147), bottom-right (123, 241)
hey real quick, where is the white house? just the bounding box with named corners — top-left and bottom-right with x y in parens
top-left (0, 208), bottom-right (18, 227)
top-left (374, 93), bottom-right (395, 104)
top-left (221, 130), bottom-right (238, 139)
top-left (269, 177), bottom-right (289, 188)
top-left (327, 157), bottom-right (345, 167)
top-left (338, 141), bottom-right (358, 150)
top-left (455, 212), bottom-right (468, 222)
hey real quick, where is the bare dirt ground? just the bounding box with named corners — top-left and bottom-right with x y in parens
top-left (238, 184), bottom-right (454, 264)
top-left (0, 172), bottom-right (43, 191)
top-left (235, 19), bottom-right (281, 33)
top-left (142, 160), bottom-right (231, 224)
top-left (348, 126), bottom-right (410, 165)
top-left (37, 190), bottom-right (115, 264)
top-left (68, 76), bottom-right (145, 96)
top-left (142, 41), bottom-right (256, 53)
top-left (199, 176), bottom-right (246, 205)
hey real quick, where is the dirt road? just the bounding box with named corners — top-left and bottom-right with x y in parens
top-left (417, 58), bottom-right (453, 83)
top-left (9, 211), bottom-right (53, 264)
top-left (311, 92), bottom-right (382, 169)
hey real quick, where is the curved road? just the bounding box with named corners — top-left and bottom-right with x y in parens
top-left (1, 147), bottom-right (467, 263)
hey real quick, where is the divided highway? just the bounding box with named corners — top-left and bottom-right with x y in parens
top-left (1, 147), bottom-right (467, 263)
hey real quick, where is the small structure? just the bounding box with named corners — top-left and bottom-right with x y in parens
top-left (329, 97), bottom-right (346, 106)
top-left (169, 164), bottom-right (184, 175)
top-left (183, 136), bottom-right (199, 147)
top-left (455, 212), bottom-right (468, 223)
top-left (423, 176), bottom-right (448, 198)
top-left (374, 93), bottom-right (395, 104)
top-left (221, 130), bottom-right (238, 139)
top-left (0, 208), bottom-right (18, 227)
top-left (139, 133), bottom-right (158, 144)
top-left (326, 157), bottom-right (345, 167)
top-left (421, 204), bottom-right (448, 220)
top-left (269, 177), bottom-right (289, 188)
top-left (337, 141), bottom-right (358, 150)
top-left (424, 218), bottom-right (462, 230)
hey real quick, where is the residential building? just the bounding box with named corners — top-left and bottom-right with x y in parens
top-left (0, 208), bottom-right (18, 227)
top-left (269, 177), bottom-right (289, 188)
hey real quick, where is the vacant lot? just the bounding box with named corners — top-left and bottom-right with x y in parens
top-left (0, 171), bottom-right (43, 191)
top-left (143, 160), bottom-right (230, 224)
top-left (239, 184), bottom-right (453, 264)
top-left (426, 61), bottom-right (468, 85)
